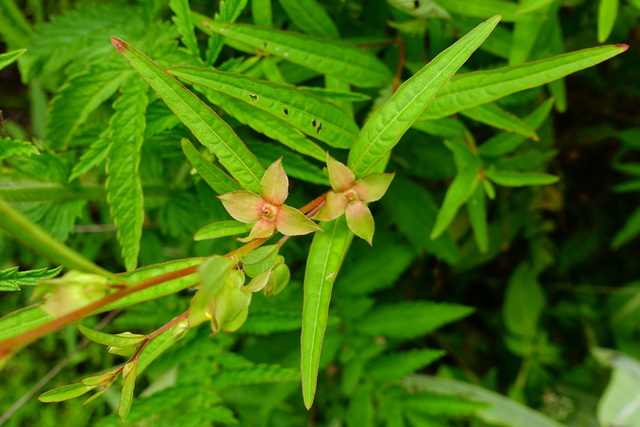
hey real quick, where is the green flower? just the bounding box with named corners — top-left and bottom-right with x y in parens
top-left (217, 158), bottom-right (322, 242)
top-left (314, 154), bottom-right (394, 244)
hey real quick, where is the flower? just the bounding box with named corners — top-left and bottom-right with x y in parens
top-left (217, 158), bottom-right (322, 242)
top-left (313, 154), bottom-right (394, 244)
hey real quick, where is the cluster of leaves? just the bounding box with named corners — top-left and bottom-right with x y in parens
top-left (1, 0), bottom-right (639, 426)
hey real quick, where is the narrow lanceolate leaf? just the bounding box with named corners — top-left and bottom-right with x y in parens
top-left (486, 169), bottom-right (559, 187)
top-left (118, 360), bottom-right (138, 422)
top-left (301, 217), bottom-right (353, 409)
top-left (169, 0), bottom-right (200, 55)
top-left (46, 64), bottom-right (132, 149)
top-left (431, 168), bottom-right (480, 240)
top-left (347, 15), bottom-right (501, 177)
top-left (106, 76), bottom-right (148, 271)
top-left (0, 48), bottom-right (26, 71)
top-left (0, 137), bottom-right (39, 159)
top-left (467, 184), bottom-right (489, 253)
top-left (76, 324), bottom-right (147, 348)
top-left (277, 0), bottom-right (340, 38)
top-left (0, 266), bottom-right (62, 292)
top-left (194, 220), bottom-right (253, 240)
top-left (171, 67), bottom-right (359, 148)
top-left (111, 37), bottom-right (264, 192)
top-left (460, 103), bottom-right (537, 140)
top-left (478, 98), bottom-right (554, 157)
top-left (38, 383), bottom-right (97, 402)
top-left (421, 44), bottom-right (629, 121)
top-left (598, 0), bottom-right (619, 43)
top-left (197, 17), bottom-right (392, 88)
top-left (181, 139), bottom-right (242, 194)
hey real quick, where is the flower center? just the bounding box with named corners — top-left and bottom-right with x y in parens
top-left (260, 203), bottom-right (277, 221)
top-left (343, 189), bottom-right (358, 204)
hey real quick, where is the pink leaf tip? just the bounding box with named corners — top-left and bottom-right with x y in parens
top-left (111, 37), bottom-right (125, 52)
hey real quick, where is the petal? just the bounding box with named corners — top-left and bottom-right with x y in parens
top-left (326, 153), bottom-right (356, 193)
top-left (238, 219), bottom-right (275, 242)
top-left (345, 202), bottom-right (375, 245)
top-left (312, 191), bottom-right (347, 221)
top-left (260, 157), bottom-right (288, 206)
top-left (354, 172), bottom-right (395, 203)
top-left (275, 205), bottom-right (323, 236)
top-left (217, 191), bottom-right (263, 223)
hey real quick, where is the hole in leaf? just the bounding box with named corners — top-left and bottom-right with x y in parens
top-left (249, 94), bottom-right (258, 102)
top-left (311, 118), bottom-right (317, 128)
top-left (316, 123), bottom-right (323, 134)
top-left (283, 107), bottom-right (289, 116)
top-left (263, 42), bottom-right (268, 49)
top-left (413, 0), bottom-right (420, 8)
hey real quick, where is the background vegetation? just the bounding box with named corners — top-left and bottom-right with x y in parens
top-left (0, 0), bottom-right (639, 426)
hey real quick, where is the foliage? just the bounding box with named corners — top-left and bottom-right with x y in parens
top-left (0, 0), bottom-right (638, 426)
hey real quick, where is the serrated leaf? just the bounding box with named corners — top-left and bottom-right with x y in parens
top-left (171, 66), bottom-right (359, 148)
top-left (39, 382), bottom-right (97, 402)
top-left (460, 103), bottom-right (537, 140)
top-left (404, 392), bottom-right (488, 416)
top-left (357, 302), bottom-right (474, 339)
top-left (170, 0), bottom-right (200, 55)
top-left (347, 15), bottom-right (500, 177)
top-left (46, 64), bottom-right (132, 149)
top-left (197, 17), bottom-right (392, 88)
top-left (68, 133), bottom-right (111, 181)
top-left (211, 363), bottom-right (300, 387)
top-left (598, 0), bottom-right (619, 43)
top-left (106, 76), bottom-right (148, 271)
top-left (112, 37), bottom-right (264, 192)
top-left (76, 323), bottom-right (147, 348)
top-left (0, 137), bottom-right (39, 159)
top-left (301, 216), bottom-right (353, 409)
top-left (277, 0), bottom-right (340, 38)
top-left (367, 349), bottom-right (445, 382)
top-left (485, 169), bottom-right (558, 187)
top-left (181, 138), bottom-right (242, 194)
top-left (421, 45), bottom-right (628, 121)
top-left (431, 168), bottom-right (480, 240)
top-left (241, 309), bottom-right (301, 335)
top-left (205, 89), bottom-right (326, 161)
top-left (478, 98), bottom-right (554, 157)
top-left (194, 220), bottom-right (253, 240)
top-left (0, 266), bottom-right (62, 292)
top-left (0, 48), bottom-right (26, 70)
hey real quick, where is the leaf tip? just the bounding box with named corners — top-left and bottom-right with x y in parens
top-left (615, 44), bottom-right (629, 52)
top-left (111, 37), bottom-right (126, 52)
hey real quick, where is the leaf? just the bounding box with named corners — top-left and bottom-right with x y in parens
top-left (0, 48), bottom-right (26, 70)
top-left (401, 375), bottom-right (565, 427)
top-left (438, 0), bottom-right (540, 22)
top-left (118, 360), bottom-right (138, 422)
top-left (197, 17), bottom-right (392, 88)
top-left (478, 98), bottom-right (554, 157)
top-left (404, 393), bottom-right (488, 416)
top-left (181, 138), bottom-right (242, 194)
top-left (367, 349), bottom-right (445, 382)
top-left (612, 206), bottom-right (640, 249)
top-left (241, 309), bottom-right (302, 335)
top-left (431, 168), bottom-right (480, 240)
top-left (301, 216), bottom-right (353, 409)
top-left (460, 103), bottom-right (537, 140)
top-left (277, 0), bottom-right (340, 38)
top-left (112, 37), bottom-right (264, 192)
top-left (169, 0), bottom-right (199, 55)
top-left (242, 245), bottom-right (280, 278)
top-left (357, 302), bottom-right (474, 340)
top-left (246, 141), bottom-right (329, 186)
top-left (170, 66), bottom-right (359, 148)
top-left (211, 363), bottom-right (300, 387)
top-left (194, 220), bottom-right (253, 240)
top-left (189, 256), bottom-right (236, 327)
top-left (0, 137), bottom-right (39, 159)
top-left (485, 169), bottom-right (558, 187)
top-left (502, 263), bottom-right (545, 340)
top-left (595, 349), bottom-right (640, 427)
top-left (467, 184), bottom-right (489, 253)
top-left (421, 44), bottom-right (628, 121)
top-left (347, 15), bottom-right (501, 177)
top-left (205, 89), bottom-right (326, 161)
top-left (0, 266), bottom-right (62, 292)
top-left (68, 133), bottom-right (111, 182)
top-left (76, 323), bottom-right (147, 348)
top-left (598, 0), bottom-right (619, 43)
top-left (106, 76), bottom-right (148, 271)
top-left (46, 64), bottom-right (132, 149)
top-left (205, 0), bottom-right (248, 65)
top-left (39, 383), bottom-right (97, 403)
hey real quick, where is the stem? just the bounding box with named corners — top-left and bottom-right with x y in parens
top-left (392, 36), bottom-right (405, 93)
top-left (299, 192), bottom-right (328, 215)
